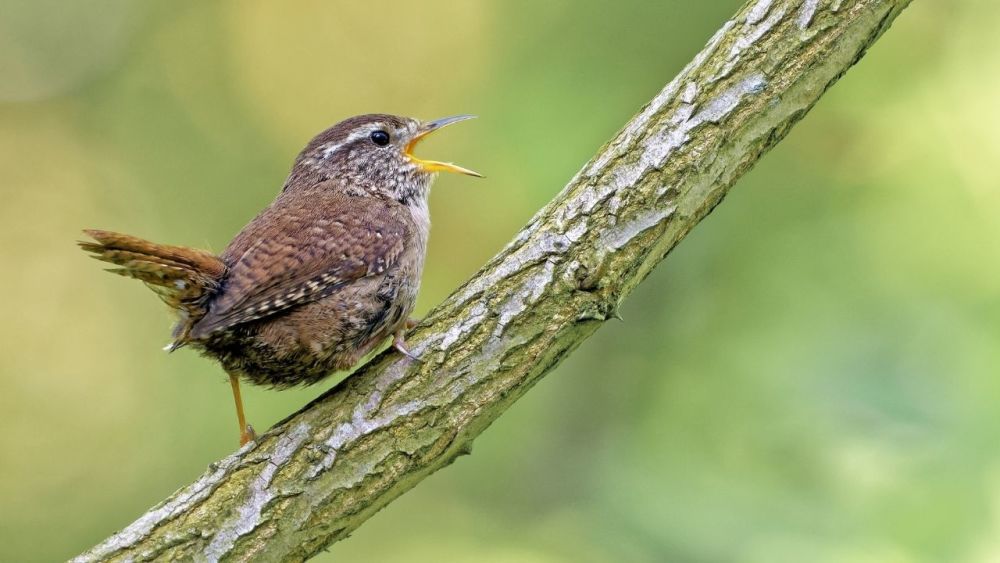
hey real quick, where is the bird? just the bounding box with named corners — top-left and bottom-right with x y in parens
top-left (79, 114), bottom-right (481, 446)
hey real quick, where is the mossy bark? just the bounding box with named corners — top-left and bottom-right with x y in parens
top-left (74, 1), bottom-right (914, 560)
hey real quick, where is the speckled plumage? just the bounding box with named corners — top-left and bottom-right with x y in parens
top-left (196, 188), bottom-right (426, 387)
top-left (81, 114), bottom-right (477, 395)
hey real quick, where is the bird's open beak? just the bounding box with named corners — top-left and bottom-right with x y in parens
top-left (405, 115), bottom-right (483, 177)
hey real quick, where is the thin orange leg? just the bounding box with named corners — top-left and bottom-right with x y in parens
top-left (228, 372), bottom-right (256, 446)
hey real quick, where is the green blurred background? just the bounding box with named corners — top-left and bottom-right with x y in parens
top-left (1, 1), bottom-right (997, 561)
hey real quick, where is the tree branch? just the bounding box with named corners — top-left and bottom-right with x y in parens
top-left (74, 1), bottom-right (913, 560)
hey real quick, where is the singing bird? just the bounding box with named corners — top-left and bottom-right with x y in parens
top-left (80, 114), bottom-right (481, 445)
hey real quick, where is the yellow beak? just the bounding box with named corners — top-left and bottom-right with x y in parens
top-left (405, 115), bottom-right (483, 177)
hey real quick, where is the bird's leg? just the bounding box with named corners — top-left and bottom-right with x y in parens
top-left (228, 372), bottom-right (257, 446)
top-left (393, 328), bottom-right (421, 363)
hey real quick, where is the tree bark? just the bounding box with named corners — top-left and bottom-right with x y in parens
top-left (74, 1), bottom-right (914, 560)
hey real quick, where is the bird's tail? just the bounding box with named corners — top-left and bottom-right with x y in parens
top-left (79, 229), bottom-right (227, 345)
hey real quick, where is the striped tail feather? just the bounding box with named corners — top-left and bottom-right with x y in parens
top-left (79, 229), bottom-right (227, 345)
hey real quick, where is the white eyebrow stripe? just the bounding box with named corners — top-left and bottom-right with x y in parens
top-left (319, 125), bottom-right (385, 159)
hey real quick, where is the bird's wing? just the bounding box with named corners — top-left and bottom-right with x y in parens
top-left (188, 193), bottom-right (410, 339)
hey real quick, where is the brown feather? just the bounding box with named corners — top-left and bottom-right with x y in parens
top-left (82, 230), bottom-right (225, 278)
top-left (188, 191), bottom-right (410, 339)
top-left (78, 230), bottom-right (225, 320)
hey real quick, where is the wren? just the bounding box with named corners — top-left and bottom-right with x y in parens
top-left (80, 114), bottom-right (481, 445)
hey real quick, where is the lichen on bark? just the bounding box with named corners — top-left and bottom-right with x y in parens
top-left (73, 0), bottom-right (915, 560)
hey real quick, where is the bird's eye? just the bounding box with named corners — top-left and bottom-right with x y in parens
top-left (370, 130), bottom-right (390, 146)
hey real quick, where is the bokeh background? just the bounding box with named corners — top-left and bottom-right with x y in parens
top-left (1, 1), bottom-right (997, 561)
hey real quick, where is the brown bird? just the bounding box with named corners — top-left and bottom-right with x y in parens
top-left (80, 114), bottom-right (480, 446)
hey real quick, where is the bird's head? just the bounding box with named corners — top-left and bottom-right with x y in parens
top-left (293, 113), bottom-right (481, 204)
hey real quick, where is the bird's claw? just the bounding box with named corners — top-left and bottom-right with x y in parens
top-left (393, 334), bottom-right (423, 363)
top-left (239, 424), bottom-right (257, 446)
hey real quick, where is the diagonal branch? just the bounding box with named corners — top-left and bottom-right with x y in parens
top-left (74, 1), bottom-right (914, 560)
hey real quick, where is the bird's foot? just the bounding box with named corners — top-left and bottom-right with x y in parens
top-left (404, 318), bottom-right (419, 330)
top-left (239, 424), bottom-right (257, 447)
top-left (393, 330), bottom-right (422, 363)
